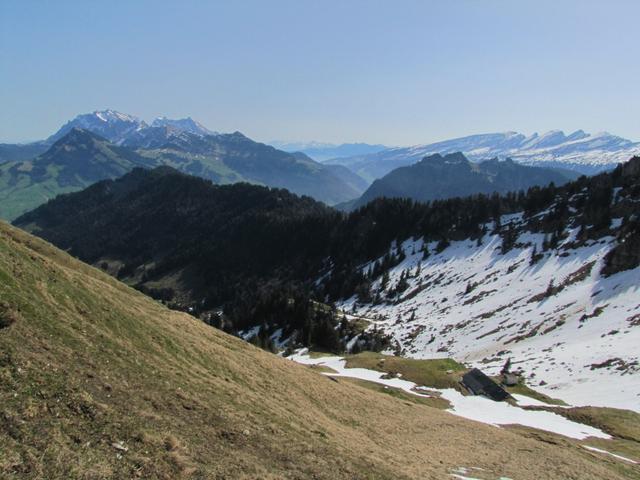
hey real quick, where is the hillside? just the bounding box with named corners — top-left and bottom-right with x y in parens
top-left (3, 222), bottom-right (634, 479)
top-left (321, 159), bottom-right (640, 412)
top-left (14, 167), bottom-right (338, 309)
top-left (0, 142), bottom-right (49, 164)
top-left (0, 129), bottom-right (153, 220)
top-left (345, 153), bottom-right (576, 210)
top-left (168, 131), bottom-right (362, 204)
top-left (332, 130), bottom-right (640, 181)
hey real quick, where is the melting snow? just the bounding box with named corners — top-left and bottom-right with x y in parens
top-left (582, 446), bottom-right (638, 464)
top-left (289, 351), bottom-right (610, 440)
top-left (337, 225), bottom-right (640, 412)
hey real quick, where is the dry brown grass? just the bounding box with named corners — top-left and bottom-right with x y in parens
top-left (0, 221), bottom-right (637, 479)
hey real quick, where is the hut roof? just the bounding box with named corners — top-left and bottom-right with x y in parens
top-left (462, 368), bottom-right (510, 401)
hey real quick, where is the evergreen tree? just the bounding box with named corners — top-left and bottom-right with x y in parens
top-left (381, 270), bottom-right (390, 290)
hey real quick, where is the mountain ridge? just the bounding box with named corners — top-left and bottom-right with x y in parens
top-left (331, 130), bottom-right (640, 181)
top-left (343, 152), bottom-right (578, 211)
top-left (0, 112), bottom-right (364, 219)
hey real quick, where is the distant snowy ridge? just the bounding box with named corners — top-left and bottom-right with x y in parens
top-left (151, 116), bottom-right (217, 136)
top-left (46, 110), bottom-right (217, 146)
top-left (332, 130), bottom-right (640, 180)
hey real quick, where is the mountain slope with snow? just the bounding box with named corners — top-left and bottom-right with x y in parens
top-left (331, 210), bottom-right (640, 411)
top-left (333, 131), bottom-right (640, 182)
top-left (151, 116), bottom-right (216, 136)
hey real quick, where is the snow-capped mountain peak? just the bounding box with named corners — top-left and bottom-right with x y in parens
top-left (93, 109), bottom-right (140, 124)
top-left (150, 116), bottom-right (216, 136)
top-left (47, 109), bottom-right (147, 145)
top-left (332, 130), bottom-right (640, 180)
top-left (45, 111), bottom-right (218, 146)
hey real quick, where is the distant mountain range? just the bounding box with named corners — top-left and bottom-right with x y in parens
top-left (342, 152), bottom-right (578, 211)
top-left (270, 141), bottom-right (388, 162)
top-left (329, 130), bottom-right (640, 182)
top-left (3, 113), bottom-right (638, 221)
top-left (0, 110), bottom-right (365, 219)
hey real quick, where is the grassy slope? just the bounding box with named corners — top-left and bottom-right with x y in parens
top-left (0, 164), bottom-right (76, 221)
top-left (136, 149), bottom-right (244, 185)
top-left (0, 136), bottom-right (143, 221)
top-left (345, 351), bottom-right (467, 390)
top-left (0, 222), bottom-right (635, 480)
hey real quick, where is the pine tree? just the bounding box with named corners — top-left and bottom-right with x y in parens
top-left (436, 238), bottom-right (449, 253)
top-left (501, 357), bottom-right (512, 374)
top-left (493, 215), bottom-right (502, 234)
top-left (381, 270), bottom-right (390, 290)
top-left (464, 282), bottom-right (474, 295)
top-left (529, 244), bottom-right (540, 265)
top-left (545, 279), bottom-right (555, 297)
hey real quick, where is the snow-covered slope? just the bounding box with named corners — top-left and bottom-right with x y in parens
top-left (333, 216), bottom-right (640, 411)
top-left (333, 131), bottom-right (640, 181)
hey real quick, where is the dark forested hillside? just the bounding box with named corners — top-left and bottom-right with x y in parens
top-left (14, 157), bottom-right (640, 350)
top-left (345, 152), bottom-right (577, 210)
top-left (16, 167), bottom-right (338, 303)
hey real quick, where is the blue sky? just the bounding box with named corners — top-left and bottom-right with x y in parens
top-left (2, 0), bottom-right (639, 145)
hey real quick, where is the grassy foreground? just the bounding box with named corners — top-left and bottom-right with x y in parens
top-left (0, 222), bottom-right (636, 479)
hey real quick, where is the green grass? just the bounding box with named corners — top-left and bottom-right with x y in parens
top-left (519, 405), bottom-right (640, 474)
top-left (340, 378), bottom-right (451, 410)
top-left (551, 406), bottom-right (640, 443)
top-left (501, 381), bottom-right (568, 406)
top-left (307, 350), bottom-right (337, 359)
top-left (344, 352), bottom-right (466, 391)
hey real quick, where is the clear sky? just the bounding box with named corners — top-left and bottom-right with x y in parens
top-left (1, 0), bottom-right (639, 145)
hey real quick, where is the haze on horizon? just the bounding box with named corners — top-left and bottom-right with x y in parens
top-left (2, 0), bottom-right (639, 145)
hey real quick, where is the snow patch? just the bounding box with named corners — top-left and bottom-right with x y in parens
top-left (335, 223), bottom-right (640, 412)
top-left (288, 352), bottom-right (610, 440)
